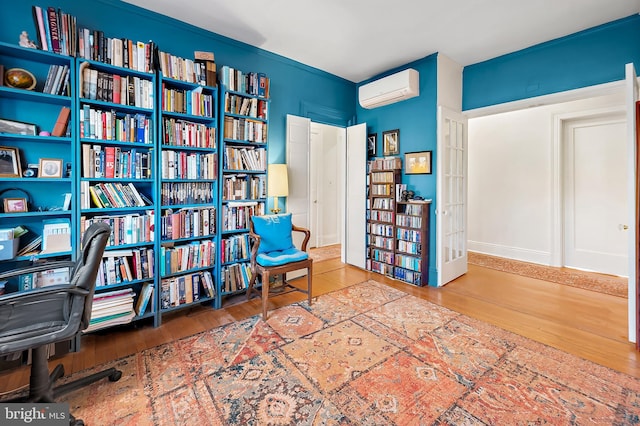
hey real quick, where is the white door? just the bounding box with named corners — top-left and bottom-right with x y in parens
top-left (344, 123), bottom-right (367, 268)
top-left (309, 126), bottom-right (321, 247)
top-left (437, 106), bottom-right (468, 286)
top-left (625, 63), bottom-right (638, 343)
top-left (286, 114), bottom-right (311, 241)
top-left (563, 114), bottom-right (627, 276)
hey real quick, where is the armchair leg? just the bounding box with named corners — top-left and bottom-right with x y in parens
top-left (262, 270), bottom-right (270, 320)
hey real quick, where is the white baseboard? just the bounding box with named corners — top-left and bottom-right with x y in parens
top-left (468, 241), bottom-right (551, 266)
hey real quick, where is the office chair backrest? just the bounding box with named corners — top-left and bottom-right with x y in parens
top-left (73, 222), bottom-right (111, 330)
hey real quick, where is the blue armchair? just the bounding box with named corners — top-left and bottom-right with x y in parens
top-left (246, 213), bottom-right (313, 319)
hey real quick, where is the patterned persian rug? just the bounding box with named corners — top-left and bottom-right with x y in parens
top-left (54, 280), bottom-right (639, 425)
top-left (468, 251), bottom-right (628, 298)
top-left (308, 244), bottom-right (341, 262)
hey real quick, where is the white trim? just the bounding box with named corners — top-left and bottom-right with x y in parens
top-left (468, 242), bottom-right (551, 265)
top-left (465, 80), bottom-right (624, 118)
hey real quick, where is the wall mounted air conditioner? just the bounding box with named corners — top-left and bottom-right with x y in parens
top-left (358, 68), bottom-right (419, 109)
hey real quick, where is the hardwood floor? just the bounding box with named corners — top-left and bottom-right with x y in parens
top-left (1, 258), bottom-right (638, 396)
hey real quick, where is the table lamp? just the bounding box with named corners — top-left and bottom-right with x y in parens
top-left (268, 163), bottom-right (288, 214)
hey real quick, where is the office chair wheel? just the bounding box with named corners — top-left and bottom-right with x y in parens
top-left (108, 370), bottom-right (122, 382)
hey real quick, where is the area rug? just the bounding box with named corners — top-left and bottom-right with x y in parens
top-left (51, 280), bottom-right (640, 425)
top-left (468, 251), bottom-right (628, 298)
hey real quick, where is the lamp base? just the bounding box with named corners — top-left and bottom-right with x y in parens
top-left (270, 208), bottom-right (281, 214)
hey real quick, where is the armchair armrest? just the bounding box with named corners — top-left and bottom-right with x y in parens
top-left (292, 225), bottom-right (311, 252)
top-left (247, 231), bottom-right (261, 264)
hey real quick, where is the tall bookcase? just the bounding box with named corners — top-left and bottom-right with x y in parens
top-left (218, 66), bottom-right (269, 305)
top-left (76, 57), bottom-right (157, 329)
top-left (0, 41), bottom-right (75, 279)
top-left (395, 201), bottom-right (430, 286)
top-left (157, 52), bottom-right (218, 321)
top-left (366, 157), bottom-right (402, 277)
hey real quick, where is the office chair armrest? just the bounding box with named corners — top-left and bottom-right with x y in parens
top-left (292, 225), bottom-right (311, 252)
top-left (0, 283), bottom-right (89, 303)
top-left (0, 260), bottom-right (76, 281)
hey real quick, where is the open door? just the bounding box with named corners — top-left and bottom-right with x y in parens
top-left (436, 106), bottom-right (468, 286)
top-left (626, 64), bottom-right (639, 345)
top-left (344, 123), bottom-right (367, 268)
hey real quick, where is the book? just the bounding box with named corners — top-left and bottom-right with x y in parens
top-left (135, 283), bottom-right (154, 316)
top-left (51, 106), bottom-right (71, 137)
top-left (47, 7), bottom-right (60, 54)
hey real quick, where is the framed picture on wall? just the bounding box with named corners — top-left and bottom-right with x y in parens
top-left (367, 133), bottom-right (377, 157)
top-left (382, 129), bottom-right (399, 156)
top-left (405, 151), bottom-right (432, 174)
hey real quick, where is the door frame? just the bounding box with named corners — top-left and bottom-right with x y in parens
top-left (551, 105), bottom-right (626, 269)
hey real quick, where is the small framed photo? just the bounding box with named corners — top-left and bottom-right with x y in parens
top-left (405, 151), bottom-right (432, 175)
top-left (382, 129), bottom-right (400, 156)
top-left (367, 133), bottom-right (377, 157)
top-left (39, 158), bottom-right (63, 178)
top-left (0, 118), bottom-right (37, 136)
top-left (0, 146), bottom-right (22, 177)
top-left (3, 197), bottom-right (28, 213)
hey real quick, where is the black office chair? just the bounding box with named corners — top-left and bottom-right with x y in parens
top-left (0, 222), bottom-right (120, 426)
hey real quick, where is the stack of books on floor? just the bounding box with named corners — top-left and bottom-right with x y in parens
top-left (85, 288), bottom-right (135, 332)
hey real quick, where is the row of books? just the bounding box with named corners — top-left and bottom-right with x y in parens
top-left (80, 107), bottom-right (152, 144)
top-left (135, 283), bottom-right (154, 316)
top-left (219, 66), bottom-right (270, 98)
top-left (224, 93), bottom-right (268, 120)
top-left (396, 228), bottom-right (422, 243)
top-left (81, 66), bottom-right (154, 109)
top-left (370, 248), bottom-right (394, 264)
top-left (161, 150), bottom-right (217, 180)
top-left (42, 64), bottom-right (70, 95)
top-left (223, 116), bottom-right (268, 143)
top-left (223, 146), bottom-right (267, 171)
top-left (87, 182), bottom-right (150, 209)
top-left (31, 6), bottom-right (77, 56)
top-left (396, 240), bottom-right (422, 256)
top-left (393, 268), bottom-right (423, 286)
top-left (367, 234), bottom-right (394, 251)
top-left (395, 254), bottom-right (421, 272)
top-left (161, 85), bottom-right (213, 117)
top-left (81, 212), bottom-right (155, 246)
top-left (78, 28), bottom-right (156, 73)
top-left (160, 270), bottom-right (215, 309)
top-left (368, 260), bottom-right (394, 277)
top-left (220, 234), bottom-right (250, 263)
top-left (96, 247), bottom-right (154, 287)
top-left (221, 202), bottom-right (265, 232)
top-left (158, 51), bottom-right (214, 86)
top-left (160, 207), bottom-right (216, 241)
top-left (371, 198), bottom-right (394, 210)
top-left (370, 171), bottom-right (396, 183)
top-left (82, 144), bottom-right (152, 180)
top-left (370, 184), bottom-right (393, 196)
top-left (222, 175), bottom-right (266, 200)
top-left (162, 118), bottom-right (216, 148)
top-left (368, 223), bottom-right (394, 237)
top-left (160, 182), bottom-right (214, 205)
top-left (18, 266), bottom-right (70, 291)
top-left (369, 157), bottom-right (403, 171)
top-left (396, 215), bottom-right (423, 228)
top-left (85, 288), bottom-right (135, 333)
top-left (160, 240), bottom-right (215, 275)
top-left (370, 210), bottom-right (394, 223)
top-left (220, 262), bottom-right (252, 294)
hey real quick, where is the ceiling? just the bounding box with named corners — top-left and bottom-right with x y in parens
top-left (124, 0), bottom-right (640, 83)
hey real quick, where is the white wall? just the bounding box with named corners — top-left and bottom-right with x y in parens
top-left (468, 92), bottom-right (624, 264)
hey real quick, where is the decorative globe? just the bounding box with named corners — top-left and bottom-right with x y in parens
top-left (5, 68), bottom-right (36, 90)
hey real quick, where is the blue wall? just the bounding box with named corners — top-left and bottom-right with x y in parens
top-left (356, 53), bottom-right (439, 284)
top-left (0, 0), bottom-right (356, 166)
top-left (463, 14), bottom-right (640, 110)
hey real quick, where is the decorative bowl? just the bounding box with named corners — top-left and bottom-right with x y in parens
top-left (5, 68), bottom-right (36, 90)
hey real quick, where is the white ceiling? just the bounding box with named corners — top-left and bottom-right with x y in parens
top-left (124, 0), bottom-right (640, 83)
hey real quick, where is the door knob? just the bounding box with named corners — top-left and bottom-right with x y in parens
top-left (619, 224), bottom-right (629, 230)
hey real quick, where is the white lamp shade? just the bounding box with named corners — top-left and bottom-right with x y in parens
top-left (267, 164), bottom-right (289, 197)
